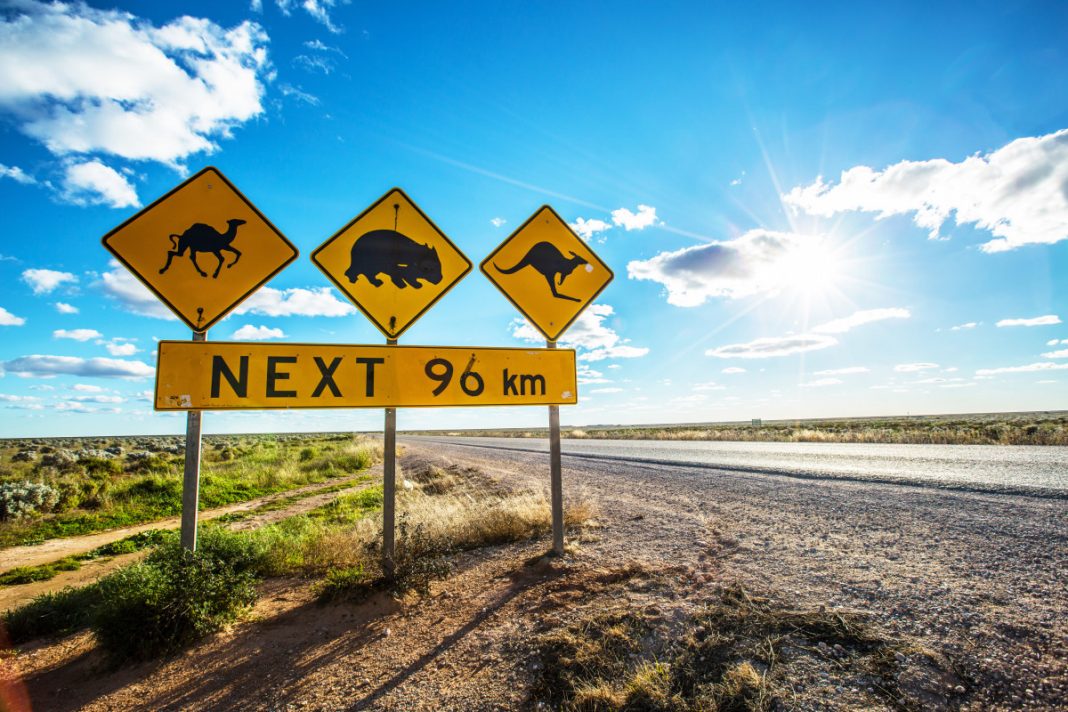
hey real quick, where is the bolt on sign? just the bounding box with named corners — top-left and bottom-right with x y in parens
top-left (101, 167), bottom-right (298, 333)
top-left (311, 188), bottom-right (472, 340)
top-left (155, 341), bottom-right (577, 409)
top-left (480, 205), bottom-right (614, 342)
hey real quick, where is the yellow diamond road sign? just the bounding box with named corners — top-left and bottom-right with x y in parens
top-left (311, 188), bottom-right (472, 340)
top-left (101, 167), bottom-right (298, 333)
top-left (481, 205), bottom-right (613, 342)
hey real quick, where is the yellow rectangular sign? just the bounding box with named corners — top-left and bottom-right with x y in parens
top-left (155, 342), bottom-right (577, 410)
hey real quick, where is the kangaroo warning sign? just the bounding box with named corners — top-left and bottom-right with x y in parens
top-left (311, 188), bottom-right (472, 340)
top-left (155, 341), bottom-right (577, 409)
top-left (101, 167), bottom-right (298, 333)
top-left (481, 205), bottom-right (613, 342)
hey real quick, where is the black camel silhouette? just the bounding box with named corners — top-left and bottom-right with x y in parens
top-left (160, 218), bottom-right (245, 279)
top-left (494, 241), bottom-right (588, 302)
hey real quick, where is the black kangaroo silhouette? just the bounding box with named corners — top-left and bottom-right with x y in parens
top-left (494, 241), bottom-right (589, 302)
top-left (160, 218), bottom-right (245, 279)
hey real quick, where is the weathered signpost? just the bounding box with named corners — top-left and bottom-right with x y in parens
top-left (101, 167), bottom-right (298, 551)
top-left (310, 188), bottom-right (472, 575)
top-left (481, 206), bottom-right (614, 554)
top-left (102, 174), bottom-right (610, 568)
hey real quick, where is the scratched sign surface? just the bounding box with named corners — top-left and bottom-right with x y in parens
top-left (155, 341), bottom-right (577, 409)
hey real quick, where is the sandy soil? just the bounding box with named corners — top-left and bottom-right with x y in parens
top-left (2, 442), bottom-right (1065, 711)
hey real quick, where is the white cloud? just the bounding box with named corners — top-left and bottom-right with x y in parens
top-left (707, 334), bottom-right (838, 359)
top-left (0, 2), bottom-right (270, 181)
top-left (894, 362), bottom-right (940, 372)
top-left (296, 0), bottom-right (344, 33)
top-left (950, 322), bottom-right (978, 331)
top-left (783, 128), bottom-right (1068, 252)
top-left (611, 204), bottom-right (659, 231)
top-left (278, 83), bottom-right (320, 105)
top-left (706, 308), bottom-right (904, 360)
top-left (693, 381), bottom-right (726, 391)
top-left (975, 362), bottom-right (1068, 377)
top-left (1041, 349), bottom-right (1068, 359)
top-left (1046, 339), bottom-right (1068, 347)
top-left (72, 394), bottom-right (124, 404)
top-left (0, 163), bottom-right (35, 184)
top-left (232, 324), bottom-right (286, 340)
top-left (0, 306), bottom-right (26, 326)
top-left (2, 354), bottom-right (154, 379)
top-left (233, 287), bottom-right (356, 317)
top-left (627, 230), bottom-right (816, 306)
top-left (995, 315), bottom-right (1061, 328)
top-left (61, 160), bottom-right (139, 208)
top-left (53, 328), bottom-right (102, 341)
top-left (104, 342), bottom-right (139, 356)
top-left (72, 383), bottom-right (104, 392)
top-left (800, 377), bottom-right (842, 388)
top-left (813, 366), bottom-right (869, 376)
top-left (54, 302), bottom-right (79, 314)
top-left (22, 268), bottom-right (77, 295)
top-left (811, 308), bottom-right (910, 334)
top-left (590, 387), bottom-right (623, 394)
top-left (721, 367), bottom-right (746, 374)
top-left (510, 303), bottom-right (649, 362)
top-left (490, 217), bottom-right (506, 228)
top-left (98, 261), bottom-right (176, 319)
top-left (940, 382), bottom-right (976, 389)
top-left (569, 217), bottom-right (612, 242)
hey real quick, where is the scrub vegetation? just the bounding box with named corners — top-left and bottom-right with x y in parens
top-left (0, 433), bottom-right (380, 548)
top-left (423, 410), bottom-right (1068, 446)
top-left (1, 454), bottom-right (592, 664)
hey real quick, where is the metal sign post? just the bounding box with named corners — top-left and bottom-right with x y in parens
top-left (547, 340), bottom-right (564, 555)
top-left (383, 338), bottom-right (397, 578)
top-left (180, 330), bottom-right (206, 551)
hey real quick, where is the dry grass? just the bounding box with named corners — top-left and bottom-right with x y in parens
top-left (415, 411), bottom-right (1068, 446)
top-left (531, 582), bottom-right (952, 711)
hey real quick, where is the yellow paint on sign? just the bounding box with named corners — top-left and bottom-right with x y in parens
top-left (311, 188), bottom-right (472, 340)
top-left (480, 206), bottom-right (613, 342)
top-left (101, 167), bottom-right (298, 333)
top-left (155, 341), bottom-right (577, 410)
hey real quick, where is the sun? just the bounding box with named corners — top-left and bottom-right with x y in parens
top-left (774, 236), bottom-right (845, 296)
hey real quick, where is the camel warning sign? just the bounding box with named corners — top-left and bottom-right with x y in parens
top-left (481, 205), bottom-right (613, 342)
top-left (311, 188), bottom-right (472, 340)
top-left (101, 167), bottom-right (298, 333)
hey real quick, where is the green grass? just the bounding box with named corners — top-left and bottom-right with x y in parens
top-left (0, 529), bottom-right (170, 586)
top-left (0, 435), bottom-right (381, 549)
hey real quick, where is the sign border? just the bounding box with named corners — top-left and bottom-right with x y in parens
top-left (310, 187), bottom-right (473, 341)
top-left (479, 204), bottom-right (614, 343)
top-left (154, 340), bottom-right (577, 410)
top-left (101, 166), bottom-right (299, 334)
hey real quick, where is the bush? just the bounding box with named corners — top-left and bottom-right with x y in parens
top-left (0, 481), bottom-right (59, 520)
top-left (2, 584), bottom-right (103, 643)
top-left (91, 529), bottom-right (260, 662)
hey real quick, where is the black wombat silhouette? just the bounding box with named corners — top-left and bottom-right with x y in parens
top-left (160, 218), bottom-right (245, 279)
top-left (345, 230), bottom-right (443, 289)
top-left (494, 241), bottom-right (589, 302)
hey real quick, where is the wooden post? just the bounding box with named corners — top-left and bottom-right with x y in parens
top-left (547, 340), bottom-right (564, 555)
top-left (180, 330), bottom-right (206, 552)
top-left (382, 338), bottom-right (398, 578)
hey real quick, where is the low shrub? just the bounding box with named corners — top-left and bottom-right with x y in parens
top-left (2, 584), bottom-right (104, 643)
top-left (90, 528), bottom-right (261, 662)
top-left (0, 481), bottom-right (59, 521)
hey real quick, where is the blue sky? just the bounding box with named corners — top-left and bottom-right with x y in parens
top-left (1, 0), bottom-right (1067, 437)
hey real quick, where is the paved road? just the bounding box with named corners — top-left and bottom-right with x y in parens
top-left (398, 435), bottom-right (1068, 707)
top-left (404, 436), bottom-right (1068, 496)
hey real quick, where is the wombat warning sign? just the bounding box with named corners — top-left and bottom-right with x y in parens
top-left (311, 188), bottom-right (472, 340)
